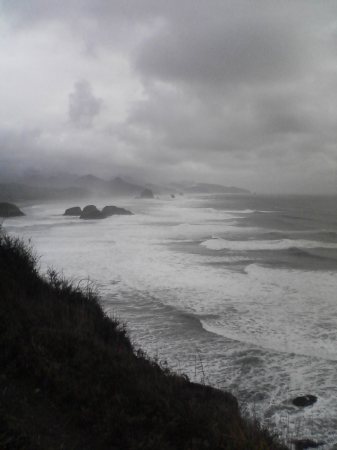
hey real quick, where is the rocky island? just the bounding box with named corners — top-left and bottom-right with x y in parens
top-left (63, 204), bottom-right (134, 220)
top-left (63, 206), bottom-right (82, 216)
top-left (80, 205), bottom-right (105, 219)
top-left (101, 205), bottom-right (133, 216)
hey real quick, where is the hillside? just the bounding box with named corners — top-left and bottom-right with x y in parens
top-left (0, 176), bottom-right (145, 202)
top-left (0, 231), bottom-right (286, 449)
top-left (0, 183), bottom-right (88, 202)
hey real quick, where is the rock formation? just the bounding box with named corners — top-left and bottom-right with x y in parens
top-left (291, 438), bottom-right (324, 449)
top-left (0, 202), bottom-right (25, 217)
top-left (80, 205), bottom-right (105, 220)
top-left (101, 206), bottom-right (133, 216)
top-left (63, 204), bottom-right (135, 220)
top-left (292, 395), bottom-right (317, 407)
top-left (64, 206), bottom-right (82, 216)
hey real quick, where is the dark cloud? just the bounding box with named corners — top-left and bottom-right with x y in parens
top-left (136, 14), bottom-right (308, 88)
top-left (68, 80), bottom-right (102, 128)
top-left (1, 1), bottom-right (337, 193)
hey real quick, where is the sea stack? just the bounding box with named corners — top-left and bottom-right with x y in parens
top-left (0, 202), bottom-right (25, 217)
top-left (101, 206), bottom-right (133, 216)
top-left (80, 205), bottom-right (105, 220)
top-left (64, 206), bottom-right (82, 216)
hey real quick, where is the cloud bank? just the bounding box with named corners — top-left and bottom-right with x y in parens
top-left (1, 0), bottom-right (337, 193)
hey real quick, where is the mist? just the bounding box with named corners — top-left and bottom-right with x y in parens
top-left (1, 1), bottom-right (337, 193)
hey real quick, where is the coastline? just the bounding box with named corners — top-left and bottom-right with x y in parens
top-left (3, 195), bottom-right (337, 447)
top-left (0, 230), bottom-right (287, 449)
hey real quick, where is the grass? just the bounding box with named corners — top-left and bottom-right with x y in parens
top-left (0, 230), bottom-right (288, 449)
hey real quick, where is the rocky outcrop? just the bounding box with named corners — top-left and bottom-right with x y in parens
top-left (80, 205), bottom-right (105, 220)
top-left (64, 206), bottom-right (82, 216)
top-left (101, 206), bottom-right (133, 216)
top-left (139, 188), bottom-right (154, 199)
top-left (291, 439), bottom-right (324, 449)
top-left (71, 204), bottom-right (134, 220)
top-left (292, 395), bottom-right (317, 407)
top-left (0, 202), bottom-right (25, 217)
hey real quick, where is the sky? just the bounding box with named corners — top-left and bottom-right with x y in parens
top-left (0, 1), bottom-right (337, 193)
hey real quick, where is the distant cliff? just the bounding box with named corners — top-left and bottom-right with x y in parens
top-left (0, 176), bottom-right (146, 202)
top-left (75, 175), bottom-right (144, 196)
top-left (0, 183), bottom-right (88, 202)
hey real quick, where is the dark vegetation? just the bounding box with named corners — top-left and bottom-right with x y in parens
top-left (0, 231), bottom-right (287, 449)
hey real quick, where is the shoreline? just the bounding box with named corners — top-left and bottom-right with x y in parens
top-left (0, 229), bottom-right (288, 449)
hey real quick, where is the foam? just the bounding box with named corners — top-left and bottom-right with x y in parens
top-left (201, 237), bottom-right (337, 251)
top-left (7, 197), bottom-right (337, 447)
top-left (197, 263), bottom-right (337, 361)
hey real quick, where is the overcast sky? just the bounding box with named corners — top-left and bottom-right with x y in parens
top-left (1, 1), bottom-right (337, 193)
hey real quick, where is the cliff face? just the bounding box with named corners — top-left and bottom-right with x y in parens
top-left (0, 231), bottom-right (286, 450)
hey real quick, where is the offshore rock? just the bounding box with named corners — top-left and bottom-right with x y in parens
top-left (64, 206), bottom-right (82, 216)
top-left (291, 439), bottom-right (325, 449)
top-left (80, 205), bottom-right (105, 220)
top-left (102, 206), bottom-right (133, 216)
top-left (292, 395), bottom-right (317, 407)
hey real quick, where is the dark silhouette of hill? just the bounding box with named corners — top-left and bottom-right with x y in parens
top-left (75, 175), bottom-right (145, 196)
top-left (108, 176), bottom-right (144, 196)
top-left (75, 174), bottom-right (108, 191)
top-left (0, 183), bottom-right (88, 202)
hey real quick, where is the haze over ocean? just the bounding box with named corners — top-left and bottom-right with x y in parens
top-left (3, 1), bottom-right (337, 448)
top-left (6, 193), bottom-right (337, 446)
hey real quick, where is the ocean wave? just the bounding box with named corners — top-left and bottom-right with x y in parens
top-left (200, 237), bottom-right (337, 251)
top-left (222, 209), bottom-right (256, 214)
top-left (199, 319), bottom-right (337, 361)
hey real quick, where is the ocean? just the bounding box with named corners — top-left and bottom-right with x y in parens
top-left (5, 194), bottom-right (337, 447)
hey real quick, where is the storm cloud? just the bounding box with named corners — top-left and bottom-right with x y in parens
top-left (1, 0), bottom-right (337, 193)
top-left (69, 80), bottom-right (103, 127)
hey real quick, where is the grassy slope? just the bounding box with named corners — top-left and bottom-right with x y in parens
top-left (0, 232), bottom-right (287, 450)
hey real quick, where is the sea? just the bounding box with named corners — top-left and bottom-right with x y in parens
top-left (5, 194), bottom-right (337, 447)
